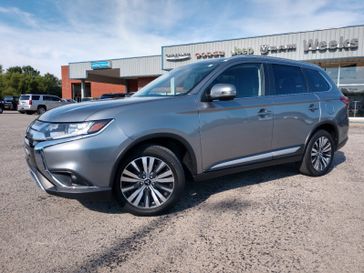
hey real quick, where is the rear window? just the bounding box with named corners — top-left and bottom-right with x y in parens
top-left (272, 64), bottom-right (307, 95)
top-left (303, 69), bottom-right (330, 92)
top-left (20, 95), bottom-right (30, 100)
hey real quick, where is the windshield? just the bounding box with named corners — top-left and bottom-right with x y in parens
top-left (134, 61), bottom-right (221, 97)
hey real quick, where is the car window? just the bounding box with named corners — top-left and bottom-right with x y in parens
top-left (303, 69), bottom-right (330, 92)
top-left (272, 64), bottom-right (307, 95)
top-left (210, 63), bottom-right (262, 98)
top-left (43, 96), bottom-right (59, 101)
top-left (20, 95), bottom-right (30, 100)
top-left (32, 95), bottom-right (40, 100)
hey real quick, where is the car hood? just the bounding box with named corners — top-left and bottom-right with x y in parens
top-left (38, 97), bottom-right (167, 122)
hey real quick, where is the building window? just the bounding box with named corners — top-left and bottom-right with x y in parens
top-left (324, 64), bottom-right (364, 117)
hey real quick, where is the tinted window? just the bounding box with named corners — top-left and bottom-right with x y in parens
top-left (32, 95), bottom-right (40, 100)
top-left (43, 96), bottom-right (59, 101)
top-left (211, 63), bottom-right (262, 98)
top-left (272, 64), bottom-right (307, 95)
top-left (20, 95), bottom-right (30, 100)
top-left (304, 69), bottom-right (330, 92)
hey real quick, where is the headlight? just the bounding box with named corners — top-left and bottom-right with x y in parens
top-left (29, 119), bottom-right (112, 140)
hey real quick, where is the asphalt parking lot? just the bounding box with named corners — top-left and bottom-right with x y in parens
top-left (0, 111), bottom-right (363, 273)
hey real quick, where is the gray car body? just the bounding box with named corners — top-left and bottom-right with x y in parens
top-left (25, 56), bottom-right (349, 197)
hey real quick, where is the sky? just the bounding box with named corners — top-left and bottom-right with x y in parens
top-left (0, 0), bottom-right (364, 77)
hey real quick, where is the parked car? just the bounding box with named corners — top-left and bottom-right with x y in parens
top-left (24, 56), bottom-right (349, 215)
top-left (0, 99), bottom-right (4, 114)
top-left (18, 94), bottom-right (65, 114)
top-left (125, 92), bottom-right (136, 97)
top-left (80, 97), bottom-right (95, 102)
top-left (3, 96), bottom-right (19, 110)
top-left (100, 93), bottom-right (126, 100)
top-left (62, 98), bottom-right (77, 104)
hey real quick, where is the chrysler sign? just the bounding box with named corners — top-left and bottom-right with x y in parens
top-left (165, 53), bottom-right (191, 62)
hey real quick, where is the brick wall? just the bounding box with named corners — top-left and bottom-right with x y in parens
top-left (61, 66), bottom-right (158, 99)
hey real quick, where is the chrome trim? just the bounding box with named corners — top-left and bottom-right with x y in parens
top-left (210, 146), bottom-right (301, 170)
top-left (30, 170), bottom-right (45, 191)
top-left (271, 146), bottom-right (301, 157)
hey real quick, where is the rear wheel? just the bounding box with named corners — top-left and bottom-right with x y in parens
top-left (0, 107), bottom-right (3, 114)
top-left (115, 145), bottom-right (185, 216)
top-left (299, 130), bottom-right (335, 176)
top-left (37, 106), bottom-right (46, 115)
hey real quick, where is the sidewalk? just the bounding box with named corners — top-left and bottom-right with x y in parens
top-left (349, 117), bottom-right (364, 124)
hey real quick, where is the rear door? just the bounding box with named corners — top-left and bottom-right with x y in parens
top-left (268, 63), bottom-right (320, 152)
top-left (199, 62), bottom-right (274, 171)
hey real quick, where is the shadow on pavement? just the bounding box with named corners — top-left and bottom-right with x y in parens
top-left (72, 151), bottom-right (346, 272)
top-left (79, 150), bottom-right (346, 215)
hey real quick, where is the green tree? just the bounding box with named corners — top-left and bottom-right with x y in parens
top-left (22, 65), bottom-right (40, 76)
top-left (7, 66), bottom-right (22, 74)
top-left (0, 65), bottom-right (61, 97)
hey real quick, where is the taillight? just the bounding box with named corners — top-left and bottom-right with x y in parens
top-left (340, 96), bottom-right (350, 107)
top-left (29, 99), bottom-right (32, 106)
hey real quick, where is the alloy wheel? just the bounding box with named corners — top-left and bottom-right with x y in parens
top-left (310, 136), bottom-right (332, 172)
top-left (120, 156), bottom-right (175, 209)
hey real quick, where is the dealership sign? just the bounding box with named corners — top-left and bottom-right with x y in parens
top-left (303, 37), bottom-right (358, 52)
top-left (165, 53), bottom-right (191, 62)
top-left (231, 47), bottom-right (254, 56)
top-left (195, 51), bottom-right (225, 59)
top-left (91, 61), bottom-right (111, 70)
top-left (260, 44), bottom-right (296, 55)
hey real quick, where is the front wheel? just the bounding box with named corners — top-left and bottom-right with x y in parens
top-left (299, 130), bottom-right (335, 176)
top-left (115, 145), bottom-right (185, 216)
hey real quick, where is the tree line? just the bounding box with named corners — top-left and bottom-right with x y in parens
top-left (0, 64), bottom-right (61, 98)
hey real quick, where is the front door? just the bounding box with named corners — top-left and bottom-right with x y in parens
top-left (199, 63), bottom-right (273, 171)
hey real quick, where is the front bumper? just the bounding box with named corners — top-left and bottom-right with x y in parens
top-left (24, 120), bottom-right (130, 199)
top-left (25, 142), bottom-right (112, 199)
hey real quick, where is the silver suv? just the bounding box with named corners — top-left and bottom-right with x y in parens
top-left (24, 56), bottom-right (349, 215)
top-left (18, 94), bottom-right (65, 114)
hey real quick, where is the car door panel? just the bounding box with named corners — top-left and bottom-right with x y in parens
top-left (198, 62), bottom-right (273, 171)
top-left (271, 93), bottom-right (320, 150)
top-left (199, 96), bottom-right (273, 170)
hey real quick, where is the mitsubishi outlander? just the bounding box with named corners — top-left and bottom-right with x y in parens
top-left (24, 56), bottom-right (349, 215)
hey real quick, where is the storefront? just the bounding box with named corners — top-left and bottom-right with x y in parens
top-left (62, 25), bottom-right (364, 116)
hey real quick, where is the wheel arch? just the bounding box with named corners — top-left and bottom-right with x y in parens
top-left (37, 104), bottom-right (47, 110)
top-left (305, 121), bottom-right (339, 150)
top-left (110, 133), bottom-right (198, 188)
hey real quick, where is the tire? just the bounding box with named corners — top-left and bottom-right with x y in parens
top-left (0, 107), bottom-right (3, 114)
top-left (299, 130), bottom-right (335, 176)
top-left (115, 145), bottom-right (185, 216)
top-left (37, 106), bottom-right (46, 115)
top-left (26, 111), bottom-right (33, 115)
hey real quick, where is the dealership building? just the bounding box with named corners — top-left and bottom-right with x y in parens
top-left (62, 25), bottom-right (364, 116)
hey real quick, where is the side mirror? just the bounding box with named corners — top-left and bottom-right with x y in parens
top-left (209, 83), bottom-right (236, 101)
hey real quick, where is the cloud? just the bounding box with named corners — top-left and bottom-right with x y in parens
top-left (0, 6), bottom-right (38, 27)
top-left (0, 0), bottom-right (363, 78)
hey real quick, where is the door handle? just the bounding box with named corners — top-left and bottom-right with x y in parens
top-left (258, 108), bottom-right (272, 117)
top-left (309, 104), bottom-right (319, 112)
